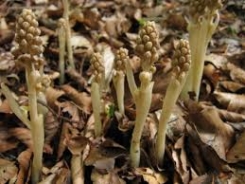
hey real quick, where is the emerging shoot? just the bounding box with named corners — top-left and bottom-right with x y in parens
top-left (157, 39), bottom-right (191, 165)
top-left (181, 0), bottom-right (222, 100)
top-left (129, 21), bottom-right (159, 167)
top-left (90, 53), bottom-right (105, 137)
top-left (113, 48), bottom-right (128, 116)
top-left (3, 9), bottom-right (50, 183)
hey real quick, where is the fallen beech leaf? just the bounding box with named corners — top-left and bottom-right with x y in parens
top-left (227, 63), bottom-right (245, 85)
top-left (173, 136), bottom-right (195, 183)
top-left (10, 128), bottom-right (32, 149)
top-left (219, 81), bottom-right (245, 93)
top-left (217, 109), bottom-right (245, 122)
top-left (134, 167), bottom-right (168, 184)
top-left (0, 158), bottom-right (18, 184)
top-left (187, 125), bottom-right (231, 174)
top-left (61, 85), bottom-right (92, 114)
top-left (91, 169), bottom-right (125, 184)
top-left (0, 126), bottom-right (18, 152)
top-left (65, 134), bottom-right (89, 155)
top-left (16, 149), bottom-right (32, 184)
top-left (0, 99), bottom-right (12, 113)
top-left (66, 68), bottom-right (87, 88)
top-left (213, 91), bottom-right (245, 113)
top-left (57, 123), bottom-right (71, 159)
top-left (44, 111), bottom-right (60, 146)
top-left (227, 130), bottom-right (245, 163)
top-left (84, 138), bottom-right (127, 171)
top-left (45, 87), bottom-right (65, 110)
top-left (58, 101), bottom-right (80, 122)
top-left (186, 100), bottom-right (234, 160)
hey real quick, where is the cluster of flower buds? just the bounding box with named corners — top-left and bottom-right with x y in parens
top-left (189, 0), bottom-right (222, 23)
top-left (114, 48), bottom-right (129, 72)
top-left (90, 53), bottom-right (105, 83)
top-left (135, 21), bottom-right (159, 72)
top-left (12, 9), bottom-right (44, 68)
top-left (172, 39), bottom-right (191, 83)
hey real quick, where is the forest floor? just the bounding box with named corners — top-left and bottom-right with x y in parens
top-left (0, 0), bottom-right (245, 183)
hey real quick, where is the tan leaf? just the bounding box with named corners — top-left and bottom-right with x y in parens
top-left (227, 63), bottom-right (245, 85)
top-left (0, 125), bottom-right (18, 152)
top-left (45, 87), bottom-right (65, 110)
top-left (57, 123), bottom-right (71, 159)
top-left (10, 128), bottom-right (33, 149)
top-left (61, 85), bottom-right (92, 114)
top-left (65, 134), bottom-right (89, 155)
top-left (227, 130), bottom-right (245, 163)
top-left (16, 149), bottom-right (32, 184)
top-left (186, 100), bottom-right (234, 160)
top-left (44, 111), bottom-right (60, 145)
top-left (66, 68), bottom-right (87, 88)
top-left (0, 99), bottom-right (12, 113)
top-left (91, 169), bottom-right (125, 184)
top-left (84, 138), bottom-right (127, 171)
top-left (134, 168), bottom-right (168, 184)
top-left (213, 91), bottom-right (245, 113)
top-left (0, 158), bottom-right (18, 184)
top-left (219, 81), bottom-right (245, 93)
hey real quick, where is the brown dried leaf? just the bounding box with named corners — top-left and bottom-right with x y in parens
top-left (217, 109), bottom-right (245, 122)
top-left (57, 123), bottom-right (71, 160)
top-left (66, 68), bottom-right (87, 88)
top-left (84, 138), bottom-right (127, 171)
top-left (0, 125), bottom-right (18, 152)
top-left (91, 170), bottom-right (125, 184)
top-left (173, 136), bottom-right (194, 183)
top-left (65, 134), bottom-right (89, 155)
top-left (16, 149), bottom-right (32, 184)
top-left (0, 52), bottom-right (15, 75)
top-left (227, 130), bottom-right (245, 163)
top-left (219, 81), bottom-right (245, 93)
top-left (187, 125), bottom-right (231, 174)
top-left (186, 101), bottom-right (234, 160)
top-left (59, 102), bottom-right (79, 121)
top-left (134, 168), bottom-right (168, 184)
top-left (44, 111), bottom-right (60, 146)
top-left (61, 85), bottom-right (92, 114)
top-left (45, 87), bottom-right (65, 110)
top-left (227, 63), bottom-right (245, 85)
top-left (10, 128), bottom-right (32, 149)
top-left (0, 99), bottom-right (12, 113)
top-left (0, 158), bottom-right (18, 184)
top-left (41, 161), bottom-right (70, 184)
top-left (213, 91), bottom-right (245, 113)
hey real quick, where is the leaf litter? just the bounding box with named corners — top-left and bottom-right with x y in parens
top-left (0, 0), bottom-right (245, 183)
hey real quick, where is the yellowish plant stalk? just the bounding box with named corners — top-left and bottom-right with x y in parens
top-left (91, 81), bottom-right (102, 137)
top-left (71, 154), bottom-right (84, 184)
top-left (26, 66), bottom-right (44, 183)
top-left (157, 39), bottom-right (191, 166)
top-left (156, 79), bottom-right (184, 165)
top-left (58, 19), bottom-right (66, 84)
top-left (62, 0), bottom-right (74, 69)
top-left (130, 72), bottom-right (153, 167)
top-left (113, 71), bottom-right (125, 115)
top-left (181, 0), bottom-right (221, 100)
